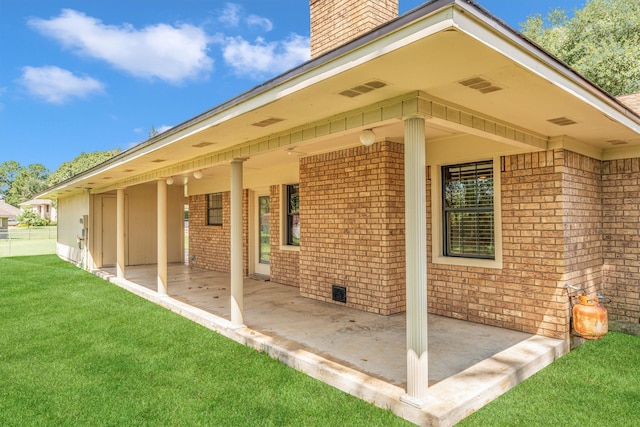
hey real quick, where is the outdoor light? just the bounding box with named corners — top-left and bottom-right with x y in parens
top-left (359, 129), bottom-right (376, 146)
top-left (166, 177), bottom-right (174, 185)
top-left (193, 170), bottom-right (203, 179)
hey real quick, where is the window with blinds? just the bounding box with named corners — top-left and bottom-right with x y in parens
top-left (286, 184), bottom-right (300, 246)
top-left (442, 161), bottom-right (494, 259)
top-left (207, 193), bottom-right (223, 226)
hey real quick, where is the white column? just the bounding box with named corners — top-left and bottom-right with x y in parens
top-left (116, 188), bottom-right (125, 279)
top-left (401, 115), bottom-right (429, 407)
top-left (157, 179), bottom-right (168, 296)
top-left (230, 159), bottom-right (245, 327)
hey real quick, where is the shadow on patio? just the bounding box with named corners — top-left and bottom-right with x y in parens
top-left (96, 263), bottom-right (567, 426)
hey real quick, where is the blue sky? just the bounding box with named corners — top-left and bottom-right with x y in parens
top-left (0, 0), bottom-right (586, 172)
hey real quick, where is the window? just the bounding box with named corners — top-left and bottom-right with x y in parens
top-left (442, 161), bottom-right (494, 259)
top-left (207, 193), bottom-right (223, 226)
top-left (286, 184), bottom-right (300, 246)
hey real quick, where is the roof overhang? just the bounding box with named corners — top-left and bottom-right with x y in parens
top-left (41, 0), bottom-right (640, 199)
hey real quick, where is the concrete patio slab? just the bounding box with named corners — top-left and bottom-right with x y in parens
top-left (94, 263), bottom-right (568, 426)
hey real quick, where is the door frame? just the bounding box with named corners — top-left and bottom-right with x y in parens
top-left (249, 189), bottom-right (271, 277)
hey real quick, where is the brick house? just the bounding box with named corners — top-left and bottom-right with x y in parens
top-left (41, 0), bottom-right (639, 407)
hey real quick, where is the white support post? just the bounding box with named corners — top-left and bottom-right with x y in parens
top-left (157, 179), bottom-right (168, 296)
top-left (401, 115), bottom-right (429, 408)
top-left (230, 159), bottom-right (245, 328)
top-left (116, 188), bottom-right (125, 279)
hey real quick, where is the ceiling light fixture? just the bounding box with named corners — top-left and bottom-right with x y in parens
top-left (166, 177), bottom-right (174, 185)
top-left (359, 129), bottom-right (376, 146)
top-left (193, 170), bottom-right (203, 179)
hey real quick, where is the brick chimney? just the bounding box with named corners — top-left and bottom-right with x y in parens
top-left (310, 0), bottom-right (399, 58)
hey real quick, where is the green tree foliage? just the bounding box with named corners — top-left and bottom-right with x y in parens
top-left (0, 161), bottom-right (49, 206)
top-left (521, 0), bottom-right (640, 96)
top-left (47, 149), bottom-right (121, 186)
top-left (0, 160), bottom-right (22, 197)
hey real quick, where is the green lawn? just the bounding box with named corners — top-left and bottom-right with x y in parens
top-left (2, 255), bottom-right (639, 426)
top-left (458, 329), bottom-right (640, 426)
top-left (0, 255), bottom-right (411, 427)
top-left (0, 226), bottom-right (57, 257)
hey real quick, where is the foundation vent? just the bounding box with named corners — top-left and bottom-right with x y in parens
top-left (332, 285), bottom-right (347, 303)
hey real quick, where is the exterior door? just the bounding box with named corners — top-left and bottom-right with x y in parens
top-left (254, 194), bottom-right (271, 276)
top-left (101, 197), bottom-right (117, 266)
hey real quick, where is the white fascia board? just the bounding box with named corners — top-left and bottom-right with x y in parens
top-left (452, 2), bottom-right (640, 136)
top-left (43, 7), bottom-right (459, 198)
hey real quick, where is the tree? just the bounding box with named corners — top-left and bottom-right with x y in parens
top-left (521, 0), bottom-right (640, 96)
top-left (48, 149), bottom-right (121, 186)
top-left (0, 160), bottom-right (23, 198)
top-left (1, 162), bottom-right (49, 206)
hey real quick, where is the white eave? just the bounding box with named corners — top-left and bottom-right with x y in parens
top-left (40, 0), bottom-right (640, 199)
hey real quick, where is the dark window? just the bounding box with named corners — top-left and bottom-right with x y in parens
top-left (442, 161), bottom-right (494, 259)
top-left (207, 193), bottom-right (223, 226)
top-left (286, 184), bottom-right (300, 246)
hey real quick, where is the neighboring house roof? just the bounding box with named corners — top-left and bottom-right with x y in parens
top-left (19, 198), bottom-right (54, 207)
top-left (0, 200), bottom-right (21, 217)
top-left (618, 92), bottom-right (640, 116)
top-left (39, 0), bottom-right (640, 200)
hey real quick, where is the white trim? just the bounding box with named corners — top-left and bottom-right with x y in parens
top-left (430, 156), bottom-right (503, 270)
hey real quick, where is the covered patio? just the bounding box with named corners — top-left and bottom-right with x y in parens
top-left (94, 263), bottom-right (566, 426)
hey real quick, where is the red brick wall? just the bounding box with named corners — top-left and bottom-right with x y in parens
top-left (298, 141), bottom-right (406, 315)
top-left (428, 150), bottom-right (570, 339)
top-left (269, 184), bottom-right (300, 287)
top-left (188, 191), bottom-right (249, 275)
top-left (561, 151), bottom-right (603, 294)
top-left (310, 0), bottom-right (398, 58)
top-left (602, 157), bottom-right (640, 323)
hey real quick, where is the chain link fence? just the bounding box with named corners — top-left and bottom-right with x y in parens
top-left (0, 226), bottom-right (57, 257)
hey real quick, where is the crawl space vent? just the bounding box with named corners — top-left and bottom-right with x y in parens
top-left (332, 285), bottom-right (347, 303)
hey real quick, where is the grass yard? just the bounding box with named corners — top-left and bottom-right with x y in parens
top-left (458, 329), bottom-right (640, 426)
top-left (0, 226), bottom-right (57, 257)
top-left (0, 255), bottom-right (412, 427)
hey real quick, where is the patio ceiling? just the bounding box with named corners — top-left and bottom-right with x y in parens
top-left (42, 0), bottom-right (640, 199)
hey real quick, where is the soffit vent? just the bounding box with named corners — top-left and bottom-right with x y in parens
top-left (606, 139), bottom-right (629, 146)
top-left (459, 77), bottom-right (503, 94)
top-left (252, 117), bottom-right (285, 127)
top-left (547, 117), bottom-right (578, 126)
top-left (339, 80), bottom-right (388, 98)
top-left (193, 141), bottom-right (216, 148)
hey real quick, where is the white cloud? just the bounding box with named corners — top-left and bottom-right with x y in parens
top-left (217, 4), bottom-right (272, 32)
top-left (246, 15), bottom-right (273, 32)
top-left (218, 3), bottom-right (241, 27)
top-left (221, 34), bottom-right (310, 78)
top-left (19, 66), bottom-right (104, 104)
top-left (28, 9), bottom-right (213, 84)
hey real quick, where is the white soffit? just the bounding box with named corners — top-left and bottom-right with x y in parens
top-left (452, 1), bottom-right (640, 135)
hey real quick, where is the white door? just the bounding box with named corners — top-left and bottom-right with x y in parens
top-left (254, 194), bottom-right (270, 276)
